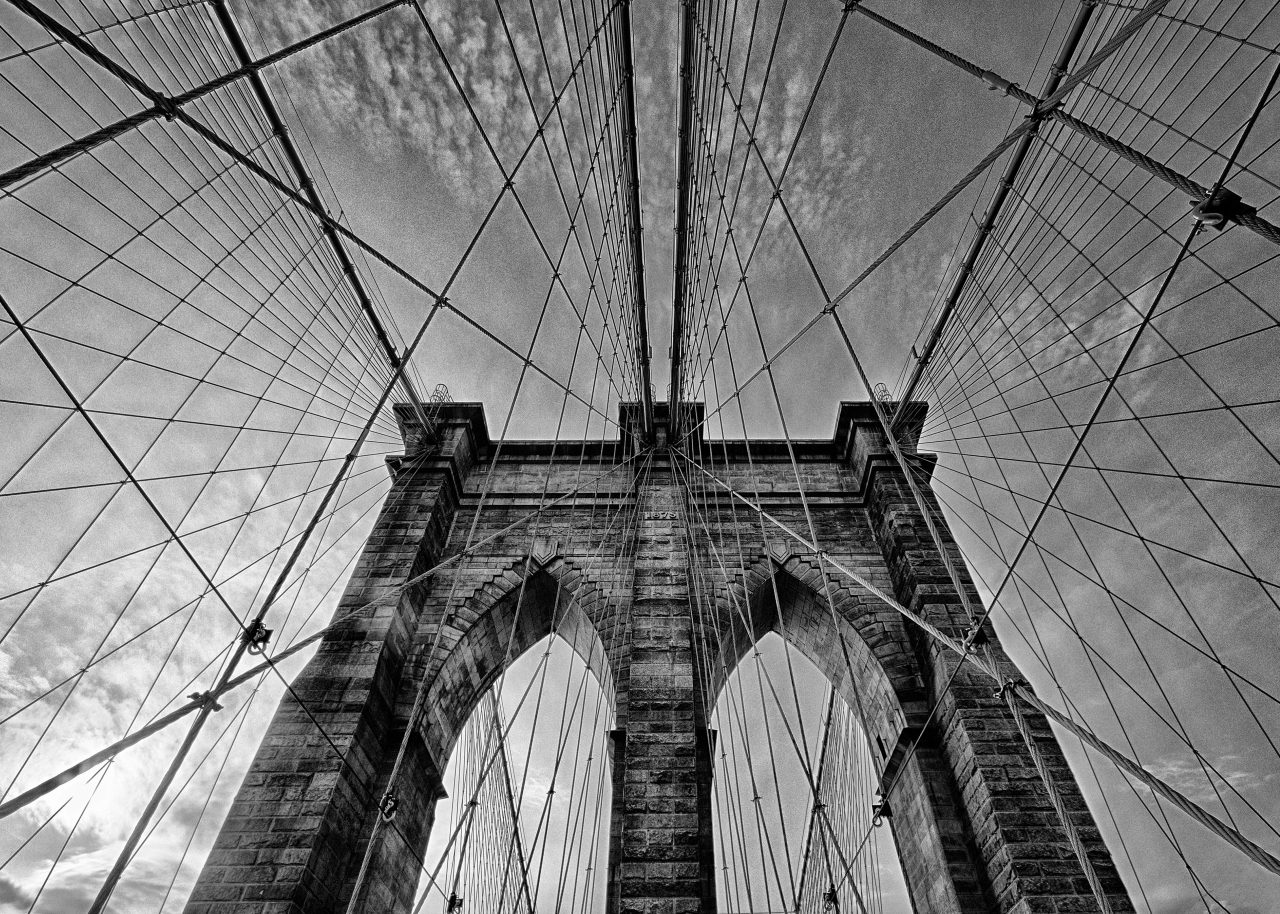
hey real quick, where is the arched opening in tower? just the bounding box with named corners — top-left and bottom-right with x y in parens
top-left (414, 633), bottom-right (614, 913)
top-left (710, 631), bottom-right (911, 913)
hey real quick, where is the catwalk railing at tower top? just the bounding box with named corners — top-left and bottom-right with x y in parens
top-left (2, 0), bottom-right (1280, 910)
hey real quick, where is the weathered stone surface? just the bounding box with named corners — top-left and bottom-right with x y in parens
top-left (187, 402), bottom-right (1133, 914)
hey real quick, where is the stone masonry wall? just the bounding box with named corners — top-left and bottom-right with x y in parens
top-left (187, 402), bottom-right (1134, 914)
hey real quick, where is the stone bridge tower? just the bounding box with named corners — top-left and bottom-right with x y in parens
top-left (185, 402), bottom-right (1134, 914)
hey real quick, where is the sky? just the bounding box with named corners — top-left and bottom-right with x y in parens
top-left (1, 0), bottom-right (1279, 911)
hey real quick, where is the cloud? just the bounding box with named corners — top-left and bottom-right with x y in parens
top-left (0, 875), bottom-right (35, 911)
top-left (244, 0), bottom-right (561, 201)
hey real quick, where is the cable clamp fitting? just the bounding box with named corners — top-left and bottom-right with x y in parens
top-left (871, 796), bottom-right (891, 826)
top-left (962, 620), bottom-right (989, 652)
top-left (980, 70), bottom-right (1017, 96)
top-left (188, 690), bottom-right (224, 712)
top-left (242, 619), bottom-right (273, 655)
top-left (993, 677), bottom-right (1021, 701)
top-left (156, 96), bottom-right (181, 121)
top-left (378, 791), bottom-right (400, 822)
top-left (1189, 187), bottom-right (1253, 231)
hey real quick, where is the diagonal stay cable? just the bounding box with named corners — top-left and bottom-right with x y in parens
top-left (408, 0), bottom-right (636, 409)
top-left (677, 0), bottom-right (1181, 444)
top-left (6, 0), bottom-right (632, 436)
top-left (673, 445), bottom-right (1280, 879)
top-left (0, 447), bottom-right (643, 822)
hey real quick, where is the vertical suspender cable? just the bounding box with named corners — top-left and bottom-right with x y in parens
top-left (207, 0), bottom-right (432, 432)
top-left (618, 0), bottom-right (655, 440)
top-left (669, 0), bottom-right (699, 425)
top-left (890, 0), bottom-right (1096, 426)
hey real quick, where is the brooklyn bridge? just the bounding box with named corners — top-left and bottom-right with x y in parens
top-left (1, 0), bottom-right (1278, 911)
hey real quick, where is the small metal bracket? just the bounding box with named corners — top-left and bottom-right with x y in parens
top-left (993, 677), bottom-right (1022, 701)
top-left (156, 96), bottom-right (180, 121)
top-left (980, 70), bottom-right (1017, 96)
top-left (824, 885), bottom-right (840, 911)
top-left (1190, 187), bottom-right (1254, 230)
top-left (871, 796), bottom-right (891, 826)
top-left (378, 791), bottom-right (400, 822)
top-left (962, 620), bottom-right (989, 652)
top-left (241, 619), bottom-right (273, 655)
top-left (188, 691), bottom-right (224, 712)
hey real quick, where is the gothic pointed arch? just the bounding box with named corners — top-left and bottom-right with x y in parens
top-left (404, 553), bottom-right (617, 768)
top-left (704, 552), bottom-right (926, 755)
top-left (702, 551), bottom-right (991, 912)
top-left (342, 552), bottom-right (619, 912)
